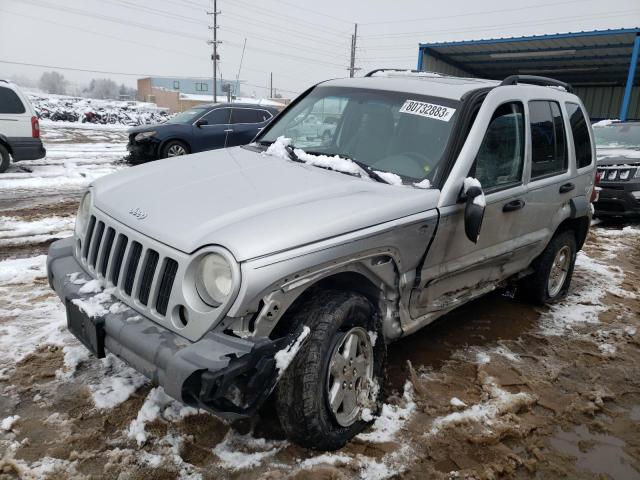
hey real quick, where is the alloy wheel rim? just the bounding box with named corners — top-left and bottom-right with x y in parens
top-left (548, 245), bottom-right (571, 297)
top-left (326, 326), bottom-right (374, 427)
top-left (167, 145), bottom-right (186, 156)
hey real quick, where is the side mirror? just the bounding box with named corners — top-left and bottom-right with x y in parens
top-left (195, 119), bottom-right (208, 128)
top-left (463, 184), bottom-right (485, 243)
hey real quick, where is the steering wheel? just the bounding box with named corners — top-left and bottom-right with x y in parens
top-left (373, 151), bottom-right (432, 180)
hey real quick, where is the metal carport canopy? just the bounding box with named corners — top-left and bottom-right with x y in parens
top-left (417, 28), bottom-right (640, 121)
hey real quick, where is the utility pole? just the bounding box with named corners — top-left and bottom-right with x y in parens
top-left (206, 0), bottom-right (221, 102)
top-left (349, 23), bottom-right (358, 78)
top-left (270, 72), bottom-right (273, 98)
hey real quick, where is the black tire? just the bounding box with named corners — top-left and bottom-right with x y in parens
top-left (0, 144), bottom-right (10, 173)
top-left (519, 230), bottom-right (577, 304)
top-left (160, 140), bottom-right (189, 159)
top-left (275, 290), bottom-right (386, 451)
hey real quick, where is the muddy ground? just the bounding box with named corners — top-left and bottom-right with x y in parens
top-left (0, 125), bottom-right (639, 479)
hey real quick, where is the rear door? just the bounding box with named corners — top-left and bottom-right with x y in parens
top-left (410, 100), bottom-right (532, 321)
top-left (0, 85), bottom-right (30, 138)
top-left (522, 100), bottom-right (574, 257)
top-left (191, 107), bottom-right (232, 152)
top-left (226, 108), bottom-right (265, 146)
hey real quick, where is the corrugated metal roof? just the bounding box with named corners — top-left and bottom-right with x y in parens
top-left (419, 28), bottom-right (640, 85)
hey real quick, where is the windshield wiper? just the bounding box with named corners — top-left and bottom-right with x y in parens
top-left (307, 152), bottom-right (391, 184)
top-left (284, 144), bottom-right (305, 163)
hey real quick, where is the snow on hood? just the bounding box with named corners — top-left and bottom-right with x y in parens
top-left (596, 147), bottom-right (640, 162)
top-left (91, 145), bottom-right (439, 260)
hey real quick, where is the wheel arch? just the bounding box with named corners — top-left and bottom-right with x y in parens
top-left (554, 215), bottom-right (590, 251)
top-left (251, 254), bottom-right (402, 342)
top-left (0, 135), bottom-right (13, 155)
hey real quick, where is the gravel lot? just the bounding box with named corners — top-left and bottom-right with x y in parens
top-left (0, 125), bottom-right (639, 479)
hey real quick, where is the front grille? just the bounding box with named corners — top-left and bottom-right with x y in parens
top-left (156, 259), bottom-right (178, 315)
top-left (138, 250), bottom-right (159, 306)
top-left (124, 242), bottom-right (142, 296)
top-left (598, 167), bottom-right (638, 182)
top-left (79, 214), bottom-right (179, 317)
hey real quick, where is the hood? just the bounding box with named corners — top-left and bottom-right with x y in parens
top-left (596, 147), bottom-right (640, 166)
top-left (92, 147), bottom-right (439, 261)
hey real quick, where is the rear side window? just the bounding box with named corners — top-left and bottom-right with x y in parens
top-left (529, 100), bottom-right (567, 179)
top-left (565, 102), bottom-right (592, 169)
top-left (470, 102), bottom-right (525, 192)
top-left (0, 87), bottom-right (26, 114)
top-left (231, 108), bottom-right (260, 124)
top-left (202, 108), bottom-right (231, 125)
top-left (257, 110), bottom-right (272, 122)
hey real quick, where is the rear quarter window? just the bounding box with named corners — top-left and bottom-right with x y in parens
top-left (529, 100), bottom-right (567, 180)
top-left (0, 87), bottom-right (26, 114)
top-left (565, 102), bottom-right (593, 169)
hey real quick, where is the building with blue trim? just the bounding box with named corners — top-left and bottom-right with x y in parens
top-left (417, 28), bottom-right (639, 121)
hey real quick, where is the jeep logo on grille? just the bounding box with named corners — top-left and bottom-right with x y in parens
top-left (129, 208), bottom-right (148, 220)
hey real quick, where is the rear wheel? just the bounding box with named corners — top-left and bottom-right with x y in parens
top-left (160, 140), bottom-right (189, 159)
top-left (275, 290), bottom-right (385, 451)
top-left (0, 144), bottom-right (10, 173)
top-left (520, 230), bottom-right (577, 304)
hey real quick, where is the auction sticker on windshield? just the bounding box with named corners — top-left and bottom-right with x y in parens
top-left (399, 100), bottom-right (456, 122)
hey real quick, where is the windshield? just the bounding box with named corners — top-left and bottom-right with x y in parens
top-left (166, 107), bottom-right (208, 124)
top-left (258, 86), bottom-right (460, 182)
top-left (594, 124), bottom-right (640, 149)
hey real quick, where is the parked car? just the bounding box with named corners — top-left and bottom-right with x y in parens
top-left (47, 72), bottom-right (595, 450)
top-left (126, 103), bottom-right (279, 164)
top-left (593, 121), bottom-right (640, 217)
top-left (0, 80), bottom-right (46, 172)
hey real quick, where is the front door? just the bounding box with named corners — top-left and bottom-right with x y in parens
top-left (408, 101), bottom-right (532, 326)
top-left (191, 107), bottom-right (232, 152)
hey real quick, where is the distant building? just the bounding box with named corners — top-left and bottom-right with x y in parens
top-left (137, 77), bottom-right (241, 112)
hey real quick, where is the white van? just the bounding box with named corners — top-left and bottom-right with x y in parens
top-left (0, 80), bottom-right (46, 172)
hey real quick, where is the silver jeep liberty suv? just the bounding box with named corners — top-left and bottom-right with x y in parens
top-left (47, 70), bottom-right (596, 450)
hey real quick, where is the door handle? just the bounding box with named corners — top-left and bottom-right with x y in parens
top-left (224, 129), bottom-right (233, 133)
top-left (503, 199), bottom-right (525, 212)
top-left (559, 182), bottom-right (575, 193)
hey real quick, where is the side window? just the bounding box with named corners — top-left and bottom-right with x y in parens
top-left (0, 87), bottom-right (26, 114)
top-left (230, 109), bottom-right (260, 124)
top-left (529, 100), bottom-right (567, 179)
top-left (470, 102), bottom-right (525, 192)
top-left (256, 110), bottom-right (272, 122)
top-left (202, 108), bottom-right (231, 125)
top-left (565, 102), bottom-right (592, 169)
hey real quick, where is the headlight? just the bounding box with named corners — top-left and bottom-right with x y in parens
top-left (134, 131), bottom-right (156, 141)
top-left (195, 253), bottom-right (233, 306)
top-left (75, 191), bottom-right (91, 237)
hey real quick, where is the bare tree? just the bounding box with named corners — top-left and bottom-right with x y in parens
top-left (38, 71), bottom-right (67, 95)
top-left (84, 78), bottom-right (119, 99)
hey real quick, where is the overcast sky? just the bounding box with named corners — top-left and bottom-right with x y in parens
top-left (0, 0), bottom-right (638, 98)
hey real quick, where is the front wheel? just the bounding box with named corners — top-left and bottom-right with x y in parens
top-left (519, 230), bottom-right (577, 304)
top-left (275, 290), bottom-right (385, 451)
top-left (160, 140), bottom-right (189, 159)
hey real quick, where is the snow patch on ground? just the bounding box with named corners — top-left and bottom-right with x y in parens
top-left (429, 374), bottom-right (535, 435)
top-left (0, 255), bottom-right (48, 285)
top-left (540, 251), bottom-right (623, 335)
top-left (1, 415), bottom-right (20, 431)
top-left (298, 453), bottom-right (352, 469)
top-left (0, 216), bottom-right (74, 247)
top-left (213, 430), bottom-right (287, 471)
top-left (357, 381), bottom-right (415, 443)
top-left (89, 355), bottom-right (147, 409)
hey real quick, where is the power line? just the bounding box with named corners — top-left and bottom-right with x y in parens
top-left (357, 9), bottom-right (640, 48)
top-left (358, 0), bottom-right (614, 26)
top-left (0, 8), bottom-right (320, 87)
top-left (269, 0), bottom-right (354, 26)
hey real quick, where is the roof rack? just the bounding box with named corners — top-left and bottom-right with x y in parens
top-left (364, 68), bottom-right (423, 77)
top-left (500, 75), bottom-right (574, 93)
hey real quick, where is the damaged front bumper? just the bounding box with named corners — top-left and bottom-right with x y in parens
top-left (47, 237), bottom-right (297, 420)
